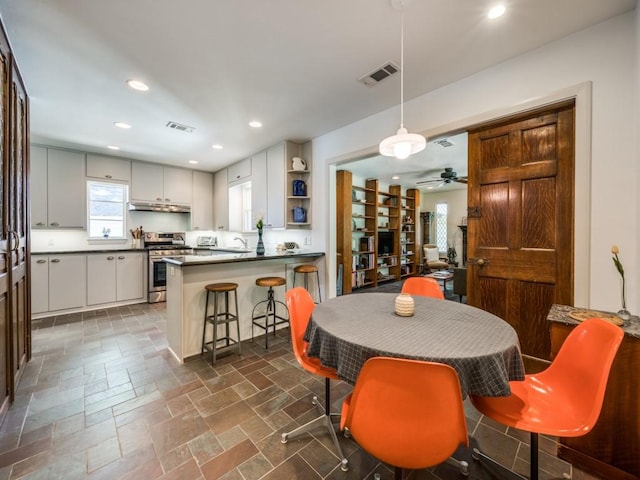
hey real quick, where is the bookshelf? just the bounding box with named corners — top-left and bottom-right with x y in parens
top-left (336, 170), bottom-right (421, 294)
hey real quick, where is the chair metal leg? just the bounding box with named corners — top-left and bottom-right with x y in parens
top-left (281, 377), bottom-right (349, 472)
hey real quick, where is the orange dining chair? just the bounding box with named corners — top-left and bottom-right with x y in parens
top-left (340, 357), bottom-right (469, 480)
top-left (470, 317), bottom-right (624, 480)
top-left (401, 276), bottom-right (445, 300)
top-left (280, 287), bottom-right (348, 471)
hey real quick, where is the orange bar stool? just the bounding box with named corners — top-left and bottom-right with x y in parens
top-left (201, 282), bottom-right (241, 364)
top-left (251, 276), bottom-right (289, 349)
top-left (293, 264), bottom-right (321, 303)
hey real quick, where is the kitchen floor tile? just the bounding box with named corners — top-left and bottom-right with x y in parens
top-left (1, 303), bottom-right (604, 480)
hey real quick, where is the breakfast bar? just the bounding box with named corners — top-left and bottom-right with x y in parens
top-left (163, 250), bottom-right (325, 363)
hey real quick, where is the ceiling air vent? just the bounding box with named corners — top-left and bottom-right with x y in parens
top-left (166, 121), bottom-right (195, 133)
top-left (434, 138), bottom-right (455, 148)
top-left (359, 62), bottom-right (399, 87)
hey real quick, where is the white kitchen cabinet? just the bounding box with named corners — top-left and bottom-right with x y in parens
top-left (87, 252), bottom-right (145, 305)
top-left (249, 147), bottom-right (285, 230)
top-left (227, 157), bottom-right (251, 183)
top-left (250, 150), bottom-right (268, 228)
top-left (131, 162), bottom-right (192, 205)
top-left (131, 162), bottom-right (165, 202)
top-left (163, 167), bottom-right (192, 205)
top-left (266, 143), bottom-right (286, 229)
top-left (48, 254), bottom-right (85, 311)
top-left (86, 254), bottom-right (117, 305)
top-left (191, 171), bottom-right (214, 230)
top-left (116, 252), bottom-right (144, 301)
top-left (86, 154), bottom-right (131, 182)
top-left (213, 168), bottom-right (229, 230)
top-left (31, 256), bottom-right (49, 314)
top-left (31, 146), bottom-right (85, 228)
top-left (30, 146), bottom-right (48, 228)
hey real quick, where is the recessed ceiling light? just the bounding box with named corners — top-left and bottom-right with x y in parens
top-left (188, 160), bottom-right (198, 164)
top-left (114, 122), bottom-right (131, 129)
top-left (126, 79), bottom-right (149, 91)
top-left (488, 5), bottom-right (505, 19)
top-left (249, 121), bottom-right (262, 128)
top-left (211, 144), bottom-right (223, 150)
top-left (392, 175), bottom-right (400, 180)
top-left (107, 145), bottom-right (120, 150)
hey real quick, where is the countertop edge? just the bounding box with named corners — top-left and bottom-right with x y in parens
top-left (164, 251), bottom-right (325, 266)
top-left (32, 248), bottom-right (147, 255)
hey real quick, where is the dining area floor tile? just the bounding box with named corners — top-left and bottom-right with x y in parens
top-left (0, 303), bottom-right (605, 479)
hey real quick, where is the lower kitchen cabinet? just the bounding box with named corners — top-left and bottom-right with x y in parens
top-left (48, 255), bottom-right (86, 312)
top-left (87, 252), bottom-right (144, 305)
top-left (116, 253), bottom-right (145, 301)
top-left (32, 252), bottom-right (146, 316)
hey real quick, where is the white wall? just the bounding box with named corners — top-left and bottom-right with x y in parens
top-left (313, 10), bottom-right (638, 313)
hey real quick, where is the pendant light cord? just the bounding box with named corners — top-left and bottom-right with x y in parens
top-left (400, 5), bottom-right (405, 129)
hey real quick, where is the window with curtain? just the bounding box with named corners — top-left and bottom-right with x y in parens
top-left (87, 181), bottom-right (127, 238)
top-left (435, 202), bottom-right (448, 253)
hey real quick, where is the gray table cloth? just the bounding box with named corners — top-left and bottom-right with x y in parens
top-left (305, 293), bottom-right (525, 397)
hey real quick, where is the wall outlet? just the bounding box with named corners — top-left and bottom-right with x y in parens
top-left (304, 236), bottom-right (311, 246)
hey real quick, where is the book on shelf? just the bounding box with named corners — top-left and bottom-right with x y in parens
top-left (359, 236), bottom-right (374, 252)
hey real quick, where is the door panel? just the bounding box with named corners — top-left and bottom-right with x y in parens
top-left (9, 57), bottom-right (29, 391)
top-left (0, 23), bottom-right (10, 411)
top-left (468, 102), bottom-right (575, 364)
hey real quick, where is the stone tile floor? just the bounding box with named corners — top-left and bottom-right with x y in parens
top-left (0, 302), bottom-right (602, 479)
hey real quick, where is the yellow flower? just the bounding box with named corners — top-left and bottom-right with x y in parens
top-left (611, 246), bottom-right (624, 278)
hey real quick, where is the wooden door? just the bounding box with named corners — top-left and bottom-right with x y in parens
top-left (0, 25), bottom-right (10, 413)
top-left (467, 101), bottom-right (574, 366)
top-left (8, 57), bottom-right (29, 396)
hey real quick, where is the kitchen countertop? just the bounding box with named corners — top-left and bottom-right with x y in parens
top-left (163, 250), bottom-right (324, 266)
top-left (32, 248), bottom-right (147, 255)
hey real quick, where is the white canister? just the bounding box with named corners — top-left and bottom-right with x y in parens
top-left (395, 292), bottom-right (415, 316)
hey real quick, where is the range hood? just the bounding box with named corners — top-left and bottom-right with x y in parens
top-left (128, 201), bottom-right (191, 213)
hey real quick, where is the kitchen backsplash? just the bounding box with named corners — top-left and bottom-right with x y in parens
top-left (32, 213), bottom-right (313, 252)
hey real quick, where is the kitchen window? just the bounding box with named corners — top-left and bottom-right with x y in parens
top-left (87, 181), bottom-right (127, 238)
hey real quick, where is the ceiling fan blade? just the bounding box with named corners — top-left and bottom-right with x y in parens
top-left (454, 176), bottom-right (468, 184)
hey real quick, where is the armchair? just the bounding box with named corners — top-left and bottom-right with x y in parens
top-left (422, 244), bottom-right (449, 273)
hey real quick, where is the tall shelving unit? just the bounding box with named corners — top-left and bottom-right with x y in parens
top-left (336, 170), bottom-right (421, 294)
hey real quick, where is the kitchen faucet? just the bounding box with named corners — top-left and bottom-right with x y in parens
top-left (234, 237), bottom-right (248, 249)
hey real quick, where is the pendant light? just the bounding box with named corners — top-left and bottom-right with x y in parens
top-left (379, 0), bottom-right (426, 160)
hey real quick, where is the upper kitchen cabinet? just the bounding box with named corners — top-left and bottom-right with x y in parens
top-left (267, 143), bottom-right (286, 229)
top-left (213, 168), bottom-right (229, 230)
top-left (191, 171), bottom-right (214, 230)
top-left (131, 162), bottom-right (192, 205)
top-left (227, 157), bottom-right (251, 184)
top-left (31, 146), bottom-right (85, 228)
top-left (86, 154), bottom-right (131, 182)
top-left (251, 144), bottom-right (287, 230)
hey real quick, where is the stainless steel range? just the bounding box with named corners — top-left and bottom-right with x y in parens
top-left (145, 232), bottom-right (192, 303)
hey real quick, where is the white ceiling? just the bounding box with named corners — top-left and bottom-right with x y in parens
top-left (0, 0), bottom-right (635, 179)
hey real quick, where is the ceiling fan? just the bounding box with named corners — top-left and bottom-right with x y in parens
top-left (416, 167), bottom-right (468, 187)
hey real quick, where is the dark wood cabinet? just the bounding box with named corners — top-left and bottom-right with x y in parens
top-left (0, 19), bottom-right (30, 419)
top-left (550, 318), bottom-right (639, 480)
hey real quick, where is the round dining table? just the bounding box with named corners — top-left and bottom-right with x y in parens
top-left (305, 293), bottom-right (525, 398)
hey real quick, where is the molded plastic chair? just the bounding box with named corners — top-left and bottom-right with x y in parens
top-left (280, 287), bottom-right (348, 471)
top-left (401, 276), bottom-right (445, 300)
top-left (470, 317), bottom-right (624, 480)
top-left (340, 357), bottom-right (469, 480)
